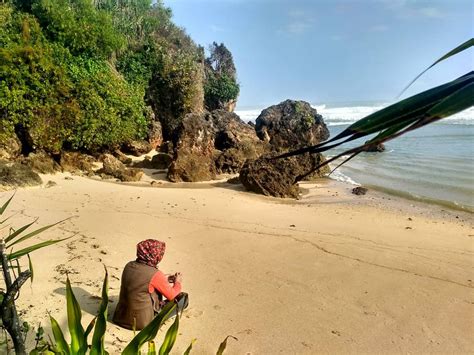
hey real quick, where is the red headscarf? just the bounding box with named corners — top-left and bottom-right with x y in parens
top-left (136, 239), bottom-right (166, 267)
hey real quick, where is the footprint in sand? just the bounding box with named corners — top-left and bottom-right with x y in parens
top-left (184, 308), bottom-right (203, 318)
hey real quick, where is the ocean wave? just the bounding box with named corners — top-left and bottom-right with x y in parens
top-left (236, 104), bottom-right (474, 126)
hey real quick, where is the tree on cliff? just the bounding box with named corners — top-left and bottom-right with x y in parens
top-left (204, 42), bottom-right (240, 111)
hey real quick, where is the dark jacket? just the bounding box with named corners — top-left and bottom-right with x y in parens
top-left (113, 261), bottom-right (161, 330)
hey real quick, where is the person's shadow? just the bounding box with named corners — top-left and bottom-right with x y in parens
top-left (53, 286), bottom-right (119, 321)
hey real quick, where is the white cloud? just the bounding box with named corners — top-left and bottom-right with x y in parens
top-left (378, 0), bottom-right (446, 19)
top-left (280, 8), bottom-right (316, 35)
top-left (418, 7), bottom-right (443, 18)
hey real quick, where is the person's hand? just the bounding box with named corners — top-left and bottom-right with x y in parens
top-left (175, 272), bottom-right (183, 284)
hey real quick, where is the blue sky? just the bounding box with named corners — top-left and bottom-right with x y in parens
top-left (164, 0), bottom-right (473, 108)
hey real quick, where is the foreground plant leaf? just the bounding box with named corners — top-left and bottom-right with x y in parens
top-left (216, 335), bottom-right (238, 355)
top-left (158, 311), bottom-right (179, 355)
top-left (0, 193), bottom-right (14, 216)
top-left (90, 268), bottom-right (109, 355)
top-left (183, 339), bottom-right (197, 355)
top-left (6, 218), bottom-right (68, 247)
top-left (7, 237), bottom-right (72, 261)
top-left (66, 276), bottom-right (87, 354)
top-left (122, 302), bottom-right (177, 355)
top-left (399, 38), bottom-right (473, 97)
top-left (50, 315), bottom-right (71, 355)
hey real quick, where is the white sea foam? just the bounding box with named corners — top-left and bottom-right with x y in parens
top-left (236, 104), bottom-right (474, 126)
top-left (328, 169), bottom-right (359, 186)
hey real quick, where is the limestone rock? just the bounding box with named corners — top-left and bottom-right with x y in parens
top-left (113, 150), bottom-right (133, 165)
top-left (133, 153), bottom-right (172, 170)
top-left (60, 152), bottom-right (96, 174)
top-left (24, 151), bottom-right (60, 174)
top-left (0, 136), bottom-right (22, 160)
top-left (255, 99), bottom-right (329, 150)
top-left (167, 113), bottom-right (217, 182)
top-left (100, 154), bottom-right (143, 182)
top-left (210, 110), bottom-right (265, 174)
top-left (364, 141), bottom-right (386, 152)
top-left (122, 140), bottom-right (152, 157)
top-left (147, 121), bottom-right (163, 150)
top-left (352, 186), bottom-right (368, 195)
top-left (239, 152), bottom-right (329, 198)
top-left (0, 161), bottom-right (42, 190)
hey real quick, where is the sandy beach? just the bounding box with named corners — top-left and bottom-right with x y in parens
top-left (5, 174), bottom-right (473, 354)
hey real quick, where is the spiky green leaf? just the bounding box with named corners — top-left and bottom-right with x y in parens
top-left (0, 194), bottom-right (14, 216)
top-left (121, 302), bottom-right (177, 355)
top-left (90, 269), bottom-right (109, 355)
top-left (158, 313), bottom-right (179, 355)
top-left (66, 276), bottom-right (87, 354)
top-left (6, 219), bottom-right (67, 247)
top-left (50, 316), bottom-right (71, 355)
top-left (8, 237), bottom-right (71, 261)
top-left (216, 335), bottom-right (237, 355)
top-left (183, 339), bottom-right (197, 355)
top-left (399, 38), bottom-right (474, 96)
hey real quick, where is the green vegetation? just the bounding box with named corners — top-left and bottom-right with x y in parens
top-left (1, 0), bottom-right (232, 151)
top-left (204, 42), bottom-right (240, 111)
top-left (0, 194), bottom-right (68, 354)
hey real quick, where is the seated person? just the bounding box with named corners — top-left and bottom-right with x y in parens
top-left (113, 239), bottom-right (188, 330)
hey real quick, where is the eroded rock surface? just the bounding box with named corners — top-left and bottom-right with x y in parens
top-left (255, 99), bottom-right (329, 150)
top-left (100, 154), bottom-right (143, 182)
top-left (167, 113), bottom-right (216, 182)
top-left (0, 161), bottom-right (42, 190)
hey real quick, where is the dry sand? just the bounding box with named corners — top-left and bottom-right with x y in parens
top-left (3, 174), bottom-right (473, 354)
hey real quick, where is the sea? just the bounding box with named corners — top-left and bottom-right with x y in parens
top-left (236, 102), bottom-right (474, 212)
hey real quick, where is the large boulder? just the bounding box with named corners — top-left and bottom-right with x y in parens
top-left (167, 113), bottom-right (216, 182)
top-left (210, 110), bottom-right (265, 174)
top-left (0, 161), bottom-right (42, 190)
top-left (239, 153), bottom-right (329, 198)
top-left (0, 136), bottom-right (22, 161)
top-left (60, 152), bottom-right (96, 174)
top-left (122, 140), bottom-right (152, 157)
top-left (133, 153), bottom-right (173, 170)
top-left (255, 99), bottom-right (329, 150)
top-left (100, 154), bottom-right (143, 182)
top-left (24, 151), bottom-right (60, 174)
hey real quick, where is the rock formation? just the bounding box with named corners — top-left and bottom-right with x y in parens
top-left (239, 100), bottom-right (331, 198)
top-left (122, 140), bottom-right (152, 157)
top-left (210, 110), bottom-right (265, 174)
top-left (255, 99), bottom-right (329, 150)
top-left (100, 154), bottom-right (143, 182)
top-left (0, 161), bottom-right (42, 190)
top-left (24, 151), bottom-right (60, 174)
top-left (167, 113), bottom-right (217, 182)
top-left (0, 136), bottom-right (22, 161)
top-left (239, 152), bottom-right (328, 198)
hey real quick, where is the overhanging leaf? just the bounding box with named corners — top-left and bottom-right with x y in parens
top-left (399, 38), bottom-right (474, 97)
top-left (8, 237), bottom-right (72, 261)
top-left (0, 193), bottom-right (14, 216)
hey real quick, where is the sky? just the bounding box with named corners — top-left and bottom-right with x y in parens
top-left (164, 0), bottom-right (473, 108)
